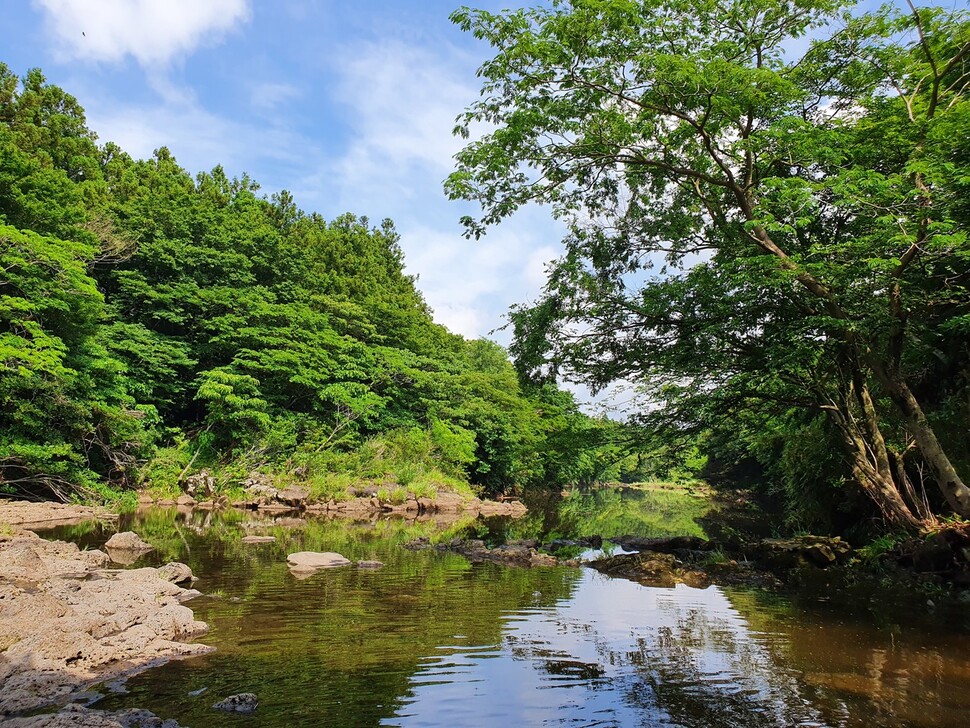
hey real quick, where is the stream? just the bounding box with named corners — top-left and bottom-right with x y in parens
top-left (42, 488), bottom-right (970, 727)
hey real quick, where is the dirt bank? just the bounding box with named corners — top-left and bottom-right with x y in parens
top-left (0, 529), bottom-right (210, 719)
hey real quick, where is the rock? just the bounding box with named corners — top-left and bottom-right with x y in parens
top-left (276, 486), bottom-right (309, 507)
top-left (752, 536), bottom-right (852, 570)
top-left (212, 693), bottom-right (258, 714)
top-left (477, 499), bottom-right (528, 517)
top-left (286, 551), bottom-right (351, 570)
top-left (433, 491), bottom-right (466, 513)
top-left (240, 535), bottom-right (276, 544)
top-left (175, 495), bottom-right (196, 507)
top-left (545, 536), bottom-right (603, 552)
top-left (611, 535), bottom-right (713, 553)
top-left (356, 560), bottom-right (384, 569)
top-left (427, 539), bottom-right (559, 568)
top-left (588, 552), bottom-right (679, 588)
top-left (104, 532), bottom-right (153, 552)
top-left (182, 470), bottom-right (215, 500)
top-left (2, 704), bottom-right (186, 727)
top-left (157, 562), bottom-right (194, 585)
top-left (0, 501), bottom-right (113, 530)
top-left (0, 535), bottom-right (210, 715)
top-left (242, 482), bottom-right (279, 506)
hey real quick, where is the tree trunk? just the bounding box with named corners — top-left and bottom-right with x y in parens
top-left (825, 404), bottom-right (922, 531)
top-left (872, 364), bottom-right (970, 518)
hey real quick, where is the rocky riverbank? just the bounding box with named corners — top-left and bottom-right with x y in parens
top-left (0, 501), bottom-right (116, 530)
top-left (141, 475), bottom-right (528, 520)
top-left (0, 523), bottom-right (209, 724)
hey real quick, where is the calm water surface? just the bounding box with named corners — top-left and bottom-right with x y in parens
top-left (44, 490), bottom-right (970, 727)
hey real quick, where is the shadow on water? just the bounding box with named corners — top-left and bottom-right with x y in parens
top-left (32, 503), bottom-right (970, 728)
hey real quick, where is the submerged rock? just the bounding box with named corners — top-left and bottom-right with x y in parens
top-left (212, 693), bottom-right (258, 714)
top-left (411, 538), bottom-right (558, 567)
top-left (611, 535), bottom-right (712, 554)
top-left (356, 560), bottom-right (384, 569)
top-left (589, 552), bottom-right (680, 588)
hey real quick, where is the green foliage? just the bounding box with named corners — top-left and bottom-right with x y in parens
top-left (0, 61), bottom-right (644, 503)
top-left (450, 0), bottom-right (970, 530)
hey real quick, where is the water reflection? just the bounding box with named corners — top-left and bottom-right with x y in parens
top-left (393, 573), bottom-right (829, 727)
top-left (39, 507), bottom-right (970, 728)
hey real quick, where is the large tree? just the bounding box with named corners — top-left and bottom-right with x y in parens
top-left (447, 0), bottom-right (970, 528)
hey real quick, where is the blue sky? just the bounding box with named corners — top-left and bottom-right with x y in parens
top-left (2, 0), bottom-right (565, 342)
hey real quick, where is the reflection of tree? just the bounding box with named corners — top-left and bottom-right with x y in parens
top-left (494, 487), bottom-right (710, 545)
top-left (93, 508), bottom-right (583, 727)
top-left (724, 589), bottom-right (970, 728)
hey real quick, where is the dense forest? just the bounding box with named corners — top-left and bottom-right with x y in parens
top-left (0, 63), bottom-right (665, 506)
top-left (448, 0), bottom-right (970, 535)
top-left (5, 0), bottom-right (970, 541)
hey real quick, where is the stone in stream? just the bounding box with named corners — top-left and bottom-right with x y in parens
top-left (240, 535), bottom-right (276, 544)
top-left (286, 551), bottom-right (351, 571)
top-left (356, 560), bottom-right (384, 569)
top-left (104, 532), bottom-right (153, 551)
top-left (212, 693), bottom-right (258, 714)
top-left (157, 562), bottom-right (194, 585)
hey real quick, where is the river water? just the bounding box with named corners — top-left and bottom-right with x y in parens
top-left (45, 488), bottom-right (970, 727)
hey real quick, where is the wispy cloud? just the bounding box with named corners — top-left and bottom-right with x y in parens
top-left (250, 82), bottom-right (301, 114)
top-left (33, 0), bottom-right (251, 66)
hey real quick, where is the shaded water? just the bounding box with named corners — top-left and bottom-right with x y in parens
top-left (43, 490), bottom-right (970, 727)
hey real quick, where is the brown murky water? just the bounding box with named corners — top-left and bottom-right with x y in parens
top-left (44, 496), bottom-right (970, 728)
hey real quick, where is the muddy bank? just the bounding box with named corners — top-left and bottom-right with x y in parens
top-left (0, 530), bottom-right (210, 719)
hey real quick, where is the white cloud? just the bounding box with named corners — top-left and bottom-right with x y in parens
top-left (250, 82), bottom-right (301, 113)
top-left (327, 40), bottom-right (477, 209)
top-left (33, 0), bottom-right (251, 66)
top-left (84, 96), bottom-right (307, 181)
top-left (524, 245), bottom-right (559, 288)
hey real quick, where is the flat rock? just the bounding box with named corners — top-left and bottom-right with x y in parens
top-left (356, 560), bottom-right (384, 569)
top-left (0, 501), bottom-right (113, 530)
top-left (240, 535), bottom-right (276, 544)
top-left (286, 551), bottom-right (351, 569)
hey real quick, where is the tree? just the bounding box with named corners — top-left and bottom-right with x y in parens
top-left (447, 0), bottom-right (970, 528)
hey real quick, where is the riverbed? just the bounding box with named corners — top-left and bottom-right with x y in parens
top-left (31, 490), bottom-right (970, 727)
